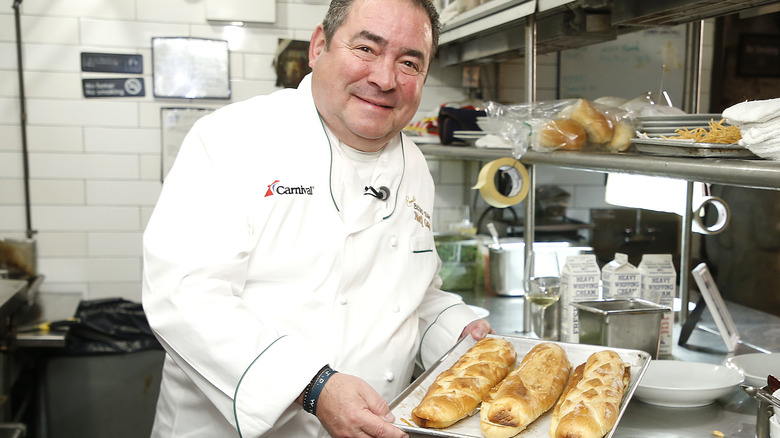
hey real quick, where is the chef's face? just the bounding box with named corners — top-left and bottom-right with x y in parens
top-left (309, 0), bottom-right (433, 152)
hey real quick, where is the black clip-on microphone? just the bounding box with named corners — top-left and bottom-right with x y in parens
top-left (364, 186), bottom-right (390, 201)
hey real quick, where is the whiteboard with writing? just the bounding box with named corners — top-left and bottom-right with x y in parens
top-left (559, 25), bottom-right (687, 106)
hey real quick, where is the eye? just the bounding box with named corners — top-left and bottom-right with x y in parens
top-left (399, 60), bottom-right (422, 75)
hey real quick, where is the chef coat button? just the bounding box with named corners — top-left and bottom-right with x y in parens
top-left (390, 236), bottom-right (398, 247)
top-left (384, 371), bottom-right (394, 382)
top-left (338, 295), bottom-right (348, 305)
top-left (392, 304), bottom-right (400, 313)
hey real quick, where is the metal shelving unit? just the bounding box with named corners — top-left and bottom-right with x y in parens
top-left (433, 0), bottom-right (780, 329)
top-left (419, 145), bottom-right (780, 191)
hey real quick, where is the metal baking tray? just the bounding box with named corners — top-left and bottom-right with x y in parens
top-left (389, 334), bottom-right (651, 438)
top-left (632, 138), bottom-right (757, 158)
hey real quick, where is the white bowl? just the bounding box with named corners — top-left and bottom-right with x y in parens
top-left (634, 360), bottom-right (744, 407)
top-left (467, 304), bottom-right (489, 319)
top-left (726, 353), bottom-right (780, 387)
top-left (770, 413), bottom-right (779, 438)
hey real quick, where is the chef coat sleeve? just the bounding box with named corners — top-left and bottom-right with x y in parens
top-left (142, 117), bottom-right (325, 437)
top-left (415, 262), bottom-right (481, 370)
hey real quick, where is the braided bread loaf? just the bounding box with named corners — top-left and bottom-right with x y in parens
top-left (411, 337), bottom-right (516, 429)
top-left (480, 342), bottom-right (572, 438)
top-left (549, 350), bottom-right (630, 438)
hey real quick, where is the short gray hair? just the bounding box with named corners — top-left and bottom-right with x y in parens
top-left (321, 0), bottom-right (440, 61)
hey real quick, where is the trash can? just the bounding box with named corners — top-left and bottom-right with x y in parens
top-left (44, 299), bottom-right (164, 438)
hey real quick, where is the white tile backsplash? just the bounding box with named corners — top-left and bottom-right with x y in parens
top-left (35, 232), bottom-right (89, 257)
top-left (80, 19), bottom-right (190, 48)
top-left (0, 180), bottom-right (24, 203)
top-left (22, 16), bottom-right (80, 45)
top-left (87, 232), bottom-right (143, 256)
top-left (0, 125), bottom-right (22, 151)
top-left (32, 206), bottom-right (139, 231)
top-left (27, 99), bottom-right (139, 127)
top-left (85, 127), bottom-right (160, 154)
top-left (136, 0), bottom-right (205, 23)
top-left (23, 72), bottom-right (84, 99)
top-left (31, 180), bottom-right (86, 205)
top-left (27, 126), bottom-right (84, 152)
top-left (20, 44), bottom-right (82, 72)
top-left (86, 180), bottom-right (161, 205)
top-left (37, 257), bottom-right (141, 282)
top-left (30, 153), bottom-right (140, 179)
top-left (19, 0), bottom-right (136, 19)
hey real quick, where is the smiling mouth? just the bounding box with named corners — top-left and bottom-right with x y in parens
top-left (357, 95), bottom-right (393, 109)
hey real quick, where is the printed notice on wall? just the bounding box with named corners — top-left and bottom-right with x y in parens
top-left (83, 78), bottom-right (145, 98)
top-left (161, 107), bottom-right (214, 181)
top-left (152, 37), bottom-right (230, 99)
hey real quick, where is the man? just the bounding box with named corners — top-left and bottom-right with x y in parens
top-left (142, 0), bottom-right (491, 436)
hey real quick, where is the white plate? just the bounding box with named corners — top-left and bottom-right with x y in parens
top-left (634, 360), bottom-right (744, 407)
top-left (467, 304), bottom-right (489, 319)
top-left (726, 353), bottom-right (780, 387)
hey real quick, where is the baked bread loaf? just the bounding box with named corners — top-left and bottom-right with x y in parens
top-left (480, 343), bottom-right (572, 438)
top-left (411, 337), bottom-right (516, 429)
top-left (566, 99), bottom-right (614, 144)
top-left (540, 119), bottom-right (588, 151)
top-left (549, 350), bottom-right (630, 438)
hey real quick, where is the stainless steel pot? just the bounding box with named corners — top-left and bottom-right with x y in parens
top-left (488, 240), bottom-right (591, 296)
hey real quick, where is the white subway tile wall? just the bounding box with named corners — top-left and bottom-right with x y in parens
top-left (0, 3), bottom-right (713, 301)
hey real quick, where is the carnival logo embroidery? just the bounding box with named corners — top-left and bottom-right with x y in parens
top-left (265, 180), bottom-right (314, 197)
top-left (406, 196), bottom-right (431, 230)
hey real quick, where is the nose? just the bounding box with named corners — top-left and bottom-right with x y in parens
top-left (367, 57), bottom-right (396, 91)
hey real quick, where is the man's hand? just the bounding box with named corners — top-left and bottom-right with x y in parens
top-left (459, 318), bottom-right (494, 341)
top-left (316, 373), bottom-right (408, 438)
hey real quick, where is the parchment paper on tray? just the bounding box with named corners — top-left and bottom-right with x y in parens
top-left (390, 334), bottom-right (651, 438)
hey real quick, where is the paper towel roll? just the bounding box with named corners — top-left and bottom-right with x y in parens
top-left (472, 158), bottom-right (530, 208)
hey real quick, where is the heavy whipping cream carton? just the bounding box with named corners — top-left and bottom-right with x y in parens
top-left (559, 254), bottom-right (600, 343)
top-left (638, 254), bottom-right (676, 358)
top-left (601, 253), bottom-right (641, 299)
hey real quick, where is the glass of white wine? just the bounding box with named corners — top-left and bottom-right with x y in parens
top-left (525, 250), bottom-right (561, 340)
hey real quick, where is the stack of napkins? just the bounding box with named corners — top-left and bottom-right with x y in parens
top-left (722, 97), bottom-right (780, 160)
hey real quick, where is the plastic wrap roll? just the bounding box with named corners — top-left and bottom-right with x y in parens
top-left (472, 158), bottom-right (530, 208)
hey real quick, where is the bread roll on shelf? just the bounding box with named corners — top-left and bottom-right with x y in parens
top-left (539, 119), bottom-right (588, 151)
top-left (480, 343), bottom-right (572, 438)
top-left (565, 99), bottom-right (614, 144)
top-left (549, 350), bottom-right (630, 438)
top-left (606, 119), bottom-right (635, 152)
top-left (411, 337), bottom-right (517, 429)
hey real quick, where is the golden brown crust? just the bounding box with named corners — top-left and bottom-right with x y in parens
top-left (606, 119), bottom-right (634, 152)
top-left (480, 343), bottom-right (572, 438)
top-left (549, 350), bottom-right (630, 438)
top-left (567, 99), bottom-right (614, 144)
top-left (539, 119), bottom-right (588, 151)
top-left (411, 338), bottom-right (516, 429)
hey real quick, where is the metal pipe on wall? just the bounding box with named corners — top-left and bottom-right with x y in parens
top-left (13, 0), bottom-right (35, 239)
top-left (522, 14), bottom-right (536, 334)
top-left (678, 20), bottom-right (704, 325)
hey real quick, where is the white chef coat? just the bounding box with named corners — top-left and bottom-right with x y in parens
top-left (142, 74), bottom-right (480, 437)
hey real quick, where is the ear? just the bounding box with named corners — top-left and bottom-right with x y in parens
top-left (308, 24), bottom-right (327, 68)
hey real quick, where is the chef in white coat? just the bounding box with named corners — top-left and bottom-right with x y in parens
top-left (142, 0), bottom-right (491, 436)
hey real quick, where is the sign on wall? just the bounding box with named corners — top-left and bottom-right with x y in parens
top-left (81, 52), bottom-right (143, 74)
top-left (82, 78), bottom-right (145, 98)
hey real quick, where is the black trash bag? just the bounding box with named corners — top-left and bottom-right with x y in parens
top-left (63, 298), bottom-right (162, 355)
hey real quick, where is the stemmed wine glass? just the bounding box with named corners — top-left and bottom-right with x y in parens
top-left (525, 250), bottom-right (561, 340)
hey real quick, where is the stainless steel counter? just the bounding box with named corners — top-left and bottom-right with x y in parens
top-left (450, 292), bottom-right (778, 438)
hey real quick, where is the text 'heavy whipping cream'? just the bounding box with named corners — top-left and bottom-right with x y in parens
top-left (560, 254), bottom-right (600, 343)
top-left (638, 254), bottom-right (676, 358)
top-left (602, 253), bottom-right (640, 299)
